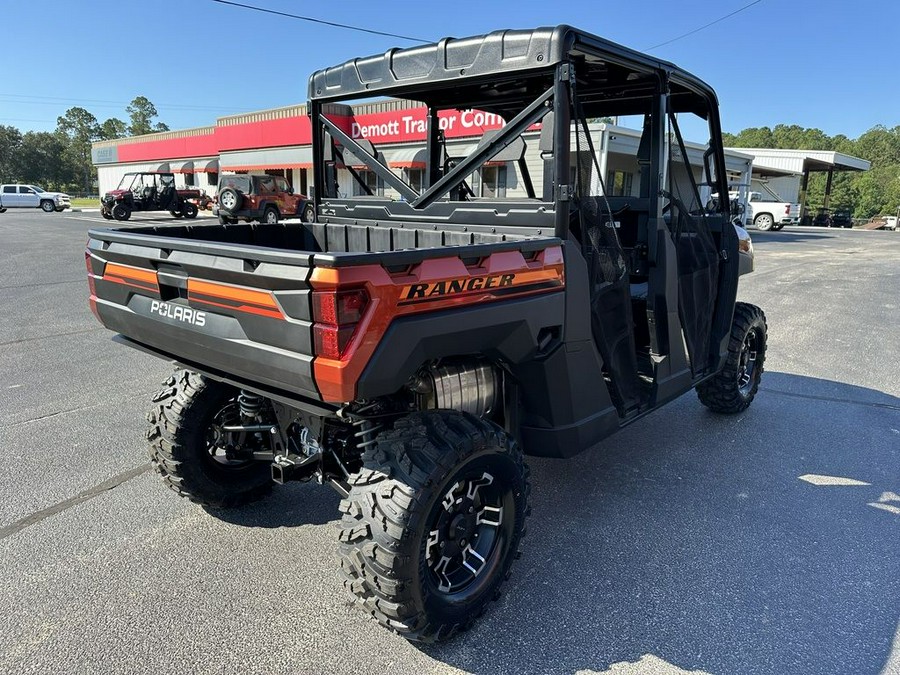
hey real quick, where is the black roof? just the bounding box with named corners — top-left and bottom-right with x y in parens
top-left (307, 25), bottom-right (718, 110)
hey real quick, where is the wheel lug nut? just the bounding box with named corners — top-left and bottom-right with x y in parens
top-left (440, 541), bottom-right (446, 549)
top-left (468, 507), bottom-right (474, 513)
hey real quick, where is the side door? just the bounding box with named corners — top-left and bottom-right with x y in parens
top-left (1, 185), bottom-right (20, 207)
top-left (663, 89), bottom-right (738, 377)
top-left (258, 176), bottom-right (276, 213)
top-left (20, 185), bottom-right (41, 207)
top-left (275, 177), bottom-right (299, 215)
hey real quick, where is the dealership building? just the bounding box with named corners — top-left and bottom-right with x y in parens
top-left (92, 99), bottom-right (764, 207)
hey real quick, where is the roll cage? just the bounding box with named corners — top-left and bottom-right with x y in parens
top-left (307, 24), bottom-right (731, 238)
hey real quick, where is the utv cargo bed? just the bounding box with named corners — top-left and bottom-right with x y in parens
top-left (87, 220), bottom-right (564, 404)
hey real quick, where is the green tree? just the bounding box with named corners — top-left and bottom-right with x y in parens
top-left (0, 125), bottom-right (23, 181)
top-left (99, 117), bottom-right (128, 140)
top-left (56, 107), bottom-right (99, 193)
top-left (854, 125), bottom-right (900, 168)
top-left (727, 126), bottom-right (776, 148)
top-left (17, 131), bottom-right (73, 189)
top-left (126, 96), bottom-right (169, 136)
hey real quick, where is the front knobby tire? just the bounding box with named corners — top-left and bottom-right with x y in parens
top-left (697, 302), bottom-right (767, 414)
top-left (338, 411), bottom-right (531, 643)
top-left (146, 370), bottom-right (273, 508)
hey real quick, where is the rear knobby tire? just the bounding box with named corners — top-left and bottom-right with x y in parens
top-left (146, 369), bottom-right (273, 508)
top-left (338, 411), bottom-right (530, 643)
top-left (697, 302), bottom-right (767, 413)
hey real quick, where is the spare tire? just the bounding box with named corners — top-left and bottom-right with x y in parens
top-left (218, 187), bottom-right (242, 214)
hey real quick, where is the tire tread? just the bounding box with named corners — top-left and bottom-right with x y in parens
top-left (147, 369), bottom-right (272, 508)
top-left (697, 302), bottom-right (767, 413)
top-left (337, 411), bottom-right (530, 643)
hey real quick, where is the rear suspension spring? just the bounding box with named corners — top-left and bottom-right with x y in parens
top-left (353, 419), bottom-right (382, 452)
top-left (238, 390), bottom-right (265, 419)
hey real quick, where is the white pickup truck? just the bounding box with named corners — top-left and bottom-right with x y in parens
top-left (743, 186), bottom-right (801, 232)
top-left (0, 184), bottom-right (71, 213)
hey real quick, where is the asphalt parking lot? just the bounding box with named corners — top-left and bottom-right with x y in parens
top-left (1, 210), bottom-right (898, 675)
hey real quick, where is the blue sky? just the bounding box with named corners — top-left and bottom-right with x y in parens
top-left (1, 0), bottom-right (897, 139)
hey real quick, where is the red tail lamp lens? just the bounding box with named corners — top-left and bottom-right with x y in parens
top-left (313, 324), bottom-right (357, 359)
top-left (312, 289), bottom-right (369, 325)
top-left (311, 288), bottom-right (369, 359)
top-left (85, 250), bottom-right (96, 296)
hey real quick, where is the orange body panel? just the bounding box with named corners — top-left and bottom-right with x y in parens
top-left (102, 262), bottom-right (159, 294)
top-left (311, 246), bottom-right (565, 402)
top-left (187, 279), bottom-right (284, 320)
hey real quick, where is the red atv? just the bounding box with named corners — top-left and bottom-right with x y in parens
top-left (100, 172), bottom-right (202, 221)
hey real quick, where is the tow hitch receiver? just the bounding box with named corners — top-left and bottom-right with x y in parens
top-left (271, 452), bottom-right (320, 485)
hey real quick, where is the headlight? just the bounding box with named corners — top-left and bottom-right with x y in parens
top-left (733, 223), bottom-right (753, 254)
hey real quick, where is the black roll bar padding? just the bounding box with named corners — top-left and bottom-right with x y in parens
top-left (539, 111), bottom-right (555, 201)
top-left (552, 64), bottom-right (571, 239)
top-left (425, 107), bottom-right (441, 189)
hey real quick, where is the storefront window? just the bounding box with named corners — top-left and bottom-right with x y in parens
top-left (479, 165), bottom-right (507, 198)
top-left (353, 170), bottom-right (384, 196)
top-left (404, 168), bottom-right (423, 192)
top-left (607, 170), bottom-right (634, 196)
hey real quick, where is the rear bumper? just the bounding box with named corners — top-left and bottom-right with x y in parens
top-left (94, 295), bottom-right (320, 400)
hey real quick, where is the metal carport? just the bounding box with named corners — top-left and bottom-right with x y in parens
top-left (726, 148), bottom-right (870, 224)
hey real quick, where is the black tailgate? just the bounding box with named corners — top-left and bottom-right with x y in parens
top-left (86, 229), bottom-right (319, 400)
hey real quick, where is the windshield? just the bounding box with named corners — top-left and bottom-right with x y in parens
top-left (116, 174), bottom-right (139, 190)
top-left (218, 175), bottom-right (251, 193)
top-left (30, 185), bottom-right (45, 193)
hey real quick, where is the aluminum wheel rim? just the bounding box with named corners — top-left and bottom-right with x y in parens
top-left (424, 469), bottom-right (512, 597)
top-left (737, 329), bottom-right (759, 396)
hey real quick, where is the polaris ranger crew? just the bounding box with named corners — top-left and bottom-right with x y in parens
top-left (86, 25), bottom-right (767, 642)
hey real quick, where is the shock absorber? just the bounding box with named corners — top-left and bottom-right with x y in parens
top-left (238, 390), bottom-right (264, 421)
top-left (352, 419), bottom-right (382, 453)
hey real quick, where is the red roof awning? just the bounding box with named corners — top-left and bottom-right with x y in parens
top-left (388, 147), bottom-right (427, 169)
top-left (220, 163), bottom-right (310, 171)
top-left (195, 159), bottom-right (220, 173)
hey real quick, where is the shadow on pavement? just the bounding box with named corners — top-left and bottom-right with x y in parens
top-left (203, 480), bottom-right (340, 528)
top-left (423, 372), bottom-right (900, 675)
top-left (751, 229), bottom-right (836, 243)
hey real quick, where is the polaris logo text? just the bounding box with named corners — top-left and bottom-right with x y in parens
top-left (150, 300), bottom-right (207, 327)
top-left (404, 274), bottom-right (515, 300)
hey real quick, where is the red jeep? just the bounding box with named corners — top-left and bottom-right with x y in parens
top-left (215, 174), bottom-right (313, 225)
